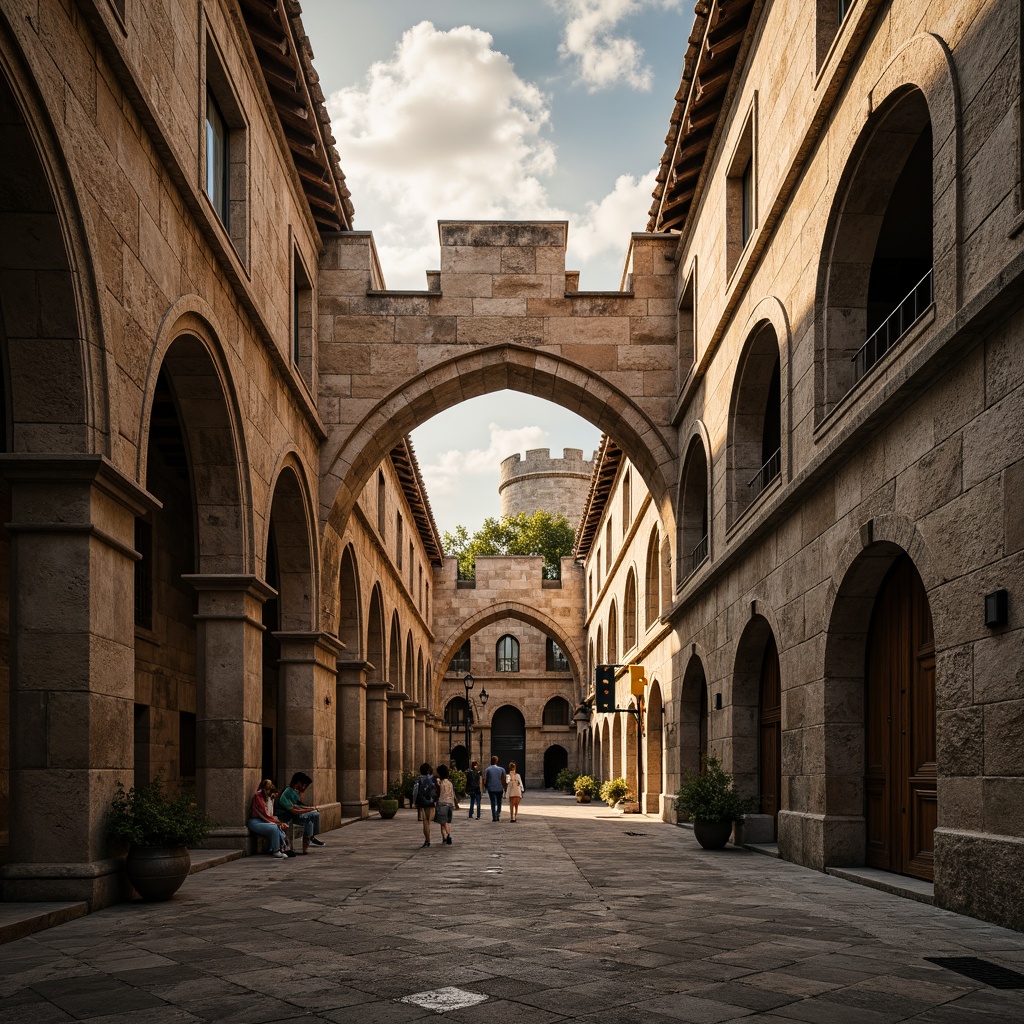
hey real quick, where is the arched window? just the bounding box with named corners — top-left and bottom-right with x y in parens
top-left (596, 625), bottom-right (604, 667)
top-left (819, 89), bottom-right (933, 416)
top-left (728, 322), bottom-right (782, 524)
top-left (621, 469), bottom-right (631, 531)
top-left (377, 470), bottom-right (386, 535)
top-left (448, 639), bottom-right (470, 674)
top-left (607, 603), bottom-right (618, 664)
top-left (645, 528), bottom-right (660, 629)
top-left (543, 697), bottom-right (573, 726)
top-left (623, 570), bottom-right (637, 652)
top-left (496, 634), bottom-right (520, 672)
top-left (681, 435), bottom-right (709, 577)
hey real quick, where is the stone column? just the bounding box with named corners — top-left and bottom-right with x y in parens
top-left (386, 690), bottom-right (406, 786)
top-left (274, 632), bottom-right (344, 806)
top-left (365, 681), bottom-right (390, 798)
top-left (0, 456), bottom-right (153, 907)
top-left (403, 702), bottom-right (417, 773)
top-left (414, 708), bottom-right (427, 770)
top-left (336, 660), bottom-right (369, 818)
top-left (185, 574), bottom-right (274, 848)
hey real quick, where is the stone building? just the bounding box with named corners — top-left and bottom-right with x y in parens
top-left (0, 0), bottom-right (1022, 936)
top-left (498, 447), bottom-right (595, 521)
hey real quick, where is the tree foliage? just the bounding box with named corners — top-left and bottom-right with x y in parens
top-left (443, 510), bottom-right (577, 580)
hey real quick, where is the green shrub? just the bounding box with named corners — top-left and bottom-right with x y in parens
top-left (389, 770), bottom-right (418, 804)
top-left (555, 767), bottom-right (579, 793)
top-left (599, 777), bottom-right (631, 807)
top-left (675, 756), bottom-right (756, 823)
top-left (450, 768), bottom-right (467, 797)
top-left (574, 774), bottom-right (599, 798)
top-left (106, 778), bottom-right (213, 848)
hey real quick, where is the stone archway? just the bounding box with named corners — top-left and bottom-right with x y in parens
top-left (645, 681), bottom-right (665, 813)
top-left (544, 745), bottom-right (569, 788)
top-left (490, 705), bottom-right (526, 779)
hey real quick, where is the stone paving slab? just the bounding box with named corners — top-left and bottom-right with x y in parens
top-left (1, 793), bottom-right (1023, 1021)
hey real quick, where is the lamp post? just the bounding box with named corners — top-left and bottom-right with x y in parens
top-left (478, 687), bottom-right (489, 765)
top-left (463, 673), bottom-right (474, 758)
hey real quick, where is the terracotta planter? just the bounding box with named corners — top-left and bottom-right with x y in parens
top-left (126, 846), bottom-right (191, 901)
top-left (692, 819), bottom-right (733, 850)
top-left (575, 793), bottom-right (592, 803)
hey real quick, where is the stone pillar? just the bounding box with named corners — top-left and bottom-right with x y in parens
top-left (185, 575), bottom-right (274, 848)
top-left (365, 681), bottom-right (390, 798)
top-left (386, 690), bottom-right (405, 786)
top-left (0, 456), bottom-right (153, 907)
top-left (414, 708), bottom-right (427, 770)
top-left (403, 702), bottom-right (417, 773)
top-left (336, 660), bottom-right (369, 818)
top-left (274, 632), bottom-right (344, 807)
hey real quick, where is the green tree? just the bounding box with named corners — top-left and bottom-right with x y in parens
top-left (443, 510), bottom-right (576, 580)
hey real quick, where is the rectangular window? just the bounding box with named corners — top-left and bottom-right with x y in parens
top-left (605, 520), bottom-right (613, 561)
top-left (678, 264), bottom-right (696, 386)
top-left (546, 638), bottom-right (570, 672)
top-left (292, 248), bottom-right (313, 388)
top-left (179, 711), bottom-right (197, 779)
top-left (622, 470), bottom-right (631, 533)
top-left (396, 514), bottom-right (404, 569)
top-left (377, 472), bottom-right (386, 535)
top-left (418, 565), bottom-right (423, 607)
top-left (449, 640), bottom-right (471, 675)
top-left (726, 101), bottom-right (756, 278)
top-left (816, 1), bottom-right (857, 70)
top-left (205, 90), bottom-right (229, 226)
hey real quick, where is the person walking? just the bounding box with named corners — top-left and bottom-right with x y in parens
top-left (465, 760), bottom-right (482, 819)
top-left (506, 762), bottom-right (525, 822)
top-left (435, 764), bottom-right (455, 845)
top-left (483, 755), bottom-right (507, 821)
top-left (413, 762), bottom-right (438, 848)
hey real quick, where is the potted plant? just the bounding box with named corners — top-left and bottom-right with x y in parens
top-left (599, 777), bottom-right (631, 808)
top-left (674, 756), bottom-right (756, 849)
top-left (378, 798), bottom-right (399, 819)
top-left (555, 768), bottom-right (579, 794)
top-left (573, 775), bottom-right (598, 802)
top-left (106, 778), bottom-right (213, 901)
top-left (389, 770), bottom-right (417, 808)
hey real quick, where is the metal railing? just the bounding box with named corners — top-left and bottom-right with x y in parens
top-left (690, 534), bottom-right (709, 574)
top-left (851, 268), bottom-right (933, 385)
top-left (749, 447), bottom-right (781, 499)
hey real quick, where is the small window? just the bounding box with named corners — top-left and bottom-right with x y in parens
top-left (180, 711), bottom-right (197, 779)
top-left (377, 472), bottom-right (386, 535)
top-left (408, 542), bottom-right (414, 586)
top-left (543, 697), bottom-right (572, 725)
top-left (546, 638), bottom-right (569, 672)
top-left (816, 1), bottom-right (857, 69)
top-left (425, 582), bottom-right (429, 620)
top-left (449, 640), bottom-right (471, 675)
top-left (726, 102), bottom-right (756, 278)
top-left (496, 635), bottom-right (520, 673)
top-left (205, 90), bottom-right (228, 224)
top-left (418, 565), bottom-right (423, 607)
top-left (605, 519), bottom-right (613, 560)
top-left (678, 266), bottom-right (696, 386)
top-left (204, 38), bottom-right (247, 257)
top-left (397, 514), bottom-right (404, 569)
top-left (292, 248), bottom-right (313, 388)
top-left (622, 470), bottom-right (631, 532)
top-left (134, 518), bottom-right (153, 629)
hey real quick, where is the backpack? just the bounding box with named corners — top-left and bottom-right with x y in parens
top-left (414, 774), bottom-right (437, 808)
top-left (465, 769), bottom-right (480, 791)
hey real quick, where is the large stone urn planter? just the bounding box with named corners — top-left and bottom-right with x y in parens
top-left (692, 820), bottom-right (733, 850)
top-left (126, 846), bottom-right (191, 901)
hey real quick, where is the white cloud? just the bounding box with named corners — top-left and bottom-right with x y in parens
top-left (327, 20), bottom-right (656, 289)
top-left (554, 0), bottom-right (681, 92)
top-left (419, 424), bottom-right (549, 500)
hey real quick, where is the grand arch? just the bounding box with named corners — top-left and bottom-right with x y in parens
top-left (317, 223), bottom-right (680, 633)
top-left (432, 600), bottom-right (584, 705)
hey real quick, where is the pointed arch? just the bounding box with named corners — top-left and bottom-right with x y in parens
top-left (404, 632), bottom-right (415, 698)
top-left (607, 601), bottom-right (618, 664)
top-left (644, 526), bottom-right (661, 629)
top-left (366, 585), bottom-right (385, 682)
top-left (388, 611), bottom-right (402, 687)
top-left (338, 545), bottom-right (361, 659)
top-left (265, 457), bottom-right (315, 631)
top-left (623, 567), bottom-right (637, 654)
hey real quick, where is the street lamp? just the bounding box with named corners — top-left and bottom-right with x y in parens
top-left (463, 673), bottom-right (474, 757)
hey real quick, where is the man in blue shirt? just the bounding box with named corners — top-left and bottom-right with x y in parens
top-left (276, 772), bottom-right (325, 854)
top-left (483, 755), bottom-right (507, 821)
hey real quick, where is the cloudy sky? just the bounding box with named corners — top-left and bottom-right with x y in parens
top-left (301, 0), bottom-right (694, 534)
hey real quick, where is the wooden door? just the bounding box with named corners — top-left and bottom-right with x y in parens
top-left (759, 636), bottom-right (782, 838)
top-left (865, 556), bottom-right (936, 880)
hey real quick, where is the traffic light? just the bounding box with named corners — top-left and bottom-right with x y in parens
top-left (595, 665), bottom-right (615, 712)
top-left (629, 664), bottom-right (647, 696)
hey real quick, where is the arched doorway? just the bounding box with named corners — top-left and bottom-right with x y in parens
top-left (865, 555), bottom-right (936, 880)
top-left (680, 655), bottom-right (708, 776)
top-left (544, 744), bottom-right (568, 787)
top-left (646, 682), bottom-right (664, 813)
top-left (759, 635), bottom-right (782, 837)
top-left (490, 705), bottom-right (526, 778)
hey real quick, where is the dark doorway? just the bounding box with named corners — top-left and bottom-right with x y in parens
top-left (490, 705), bottom-right (526, 778)
top-left (865, 555), bottom-right (936, 880)
top-left (543, 745), bottom-right (568, 787)
top-left (759, 635), bottom-right (782, 838)
top-left (450, 745), bottom-right (468, 771)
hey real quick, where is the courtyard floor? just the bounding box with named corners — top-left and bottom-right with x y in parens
top-left (1, 791), bottom-right (1023, 1022)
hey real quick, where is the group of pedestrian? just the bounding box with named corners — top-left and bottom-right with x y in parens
top-left (414, 754), bottom-right (525, 847)
top-left (246, 772), bottom-right (326, 858)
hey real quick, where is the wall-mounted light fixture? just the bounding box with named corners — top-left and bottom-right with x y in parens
top-left (985, 589), bottom-right (1009, 628)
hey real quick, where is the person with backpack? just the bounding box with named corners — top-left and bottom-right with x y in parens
top-left (413, 762), bottom-right (438, 848)
top-left (464, 760), bottom-right (482, 819)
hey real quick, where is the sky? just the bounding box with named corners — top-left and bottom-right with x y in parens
top-left (300, 0), bottom-right (694, 534)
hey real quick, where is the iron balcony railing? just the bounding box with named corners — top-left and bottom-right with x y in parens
top-left (749, 447), bottom-right (781, 500)
top-left (851, 267), bottom-right (933, 385)
top-left (690, 533), bottom-right (709, 574)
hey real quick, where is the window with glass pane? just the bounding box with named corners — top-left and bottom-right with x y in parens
top-left (496, 634), bottom-right (520, 672)
top-left (741, 158), bottom-right (754, 245)
top-left (449, 640), bottom-right (470, 674)
top-left (546, 637), bottom-right (569, 671)
top-left (205, 90), bottom-right (229, 225)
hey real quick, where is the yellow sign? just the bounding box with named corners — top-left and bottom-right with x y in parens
top-left (629, 665), bottom-right (647, 695)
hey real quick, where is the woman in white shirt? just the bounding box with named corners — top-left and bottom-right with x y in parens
top-left (506, 761), bottom-right (525, 822)
top-left (435, 763), bottom-right (456, 845)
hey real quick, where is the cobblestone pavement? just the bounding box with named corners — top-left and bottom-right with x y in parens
top-left (2, 792), bottom-right (1023, 1023)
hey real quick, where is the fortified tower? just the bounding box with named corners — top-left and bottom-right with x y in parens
top-left (498, 448), bottom-right (596, 522)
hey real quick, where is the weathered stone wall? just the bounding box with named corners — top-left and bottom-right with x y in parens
top-left (498, 447), bottom-right (596, 522)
